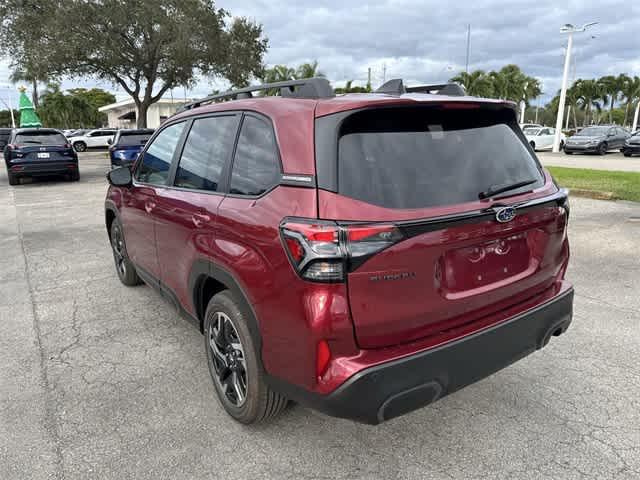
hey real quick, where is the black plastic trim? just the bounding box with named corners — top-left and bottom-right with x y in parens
top-left (266, 287), bottom-right (573, 424)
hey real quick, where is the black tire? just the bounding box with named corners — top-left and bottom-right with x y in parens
top-left (8, 173), bottom-right (19, 185)
top-left (529, 141), bottom-right (536, 150)
top-left (204, 291), bottom-right (287, 424)
top-left (623, 151), bottom-right (632, 157)
top-left (73, 141), bottom-right (87, 152)
top-left (560, 140), bottom-right (565, 151)
top-left (597, 143), bottom-right (607, 155)
top-left (70, 169), bottom-right (80, 181)
top-left (564, 150), bottom-right (573, 155)
top-left (109, 218), bottom-right (141, 286)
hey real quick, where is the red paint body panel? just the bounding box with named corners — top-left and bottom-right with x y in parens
top-left (106, 92), bottom-right (572, 406)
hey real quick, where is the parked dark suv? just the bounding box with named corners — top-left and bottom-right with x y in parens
top-left (105, 78), bottom-right (573, 425)
top-left (4, 128), bottom-right (79, 185)
top-left (108, 128), bottom-right (154, 168)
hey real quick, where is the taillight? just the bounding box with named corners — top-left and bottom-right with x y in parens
top-left (280, 219), bottom-right (405, 282)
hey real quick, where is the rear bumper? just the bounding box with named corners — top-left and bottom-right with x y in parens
top-left (271, 286), bottom-right (573, 424)
top-left (9, 161), bottom-right (78, 176)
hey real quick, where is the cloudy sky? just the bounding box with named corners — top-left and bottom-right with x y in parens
top-left (1, 0), bottom-right (638, 106)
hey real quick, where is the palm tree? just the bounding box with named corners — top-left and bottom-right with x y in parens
top-left (573, 79), bottom-right (604, 126)
top-left (295, 61), bottom-right (324, 79)
top-left (449, 70), bottom-right (494, 97)
top-left (599, 75), bottom-right (627, 123)
top-left (620, 75), bottom-right (640, 127)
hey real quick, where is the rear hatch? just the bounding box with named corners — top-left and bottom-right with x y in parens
top-left (316, 103), bottom-right (569, 348)
top-left (12, 131), bottom-right (75, 162)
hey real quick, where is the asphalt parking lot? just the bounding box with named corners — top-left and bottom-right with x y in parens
top-left (1, 152), bottom-right (639, 480)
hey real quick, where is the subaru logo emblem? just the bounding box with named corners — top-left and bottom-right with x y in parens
top-left (495, 206), bottom-right (516, 223)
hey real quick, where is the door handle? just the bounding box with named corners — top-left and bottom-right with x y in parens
top-left (145, 201), bottom-right (156, 213)
top-left (191, 212), bottom-right (211, 228)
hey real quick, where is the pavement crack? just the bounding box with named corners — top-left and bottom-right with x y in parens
top-left (15, 190), bottom-right (66, 480)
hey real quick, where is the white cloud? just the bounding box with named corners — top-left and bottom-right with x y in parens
top-left (1, 0), bottom-right (638, 105)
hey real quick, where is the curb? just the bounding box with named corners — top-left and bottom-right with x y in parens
top-left (568, 188), bottom-right (616, 201)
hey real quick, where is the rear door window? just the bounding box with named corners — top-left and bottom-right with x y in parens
top-left (229, 115), bottom-right (281, 196)
top-left (116, 133), bottom-right (153, 146)
top-left (136, 122), bottom-right (185, 185)
top-left (337, 106), bottom-right (544, 209)
top-left (174, 115), bottom-right (238, 192)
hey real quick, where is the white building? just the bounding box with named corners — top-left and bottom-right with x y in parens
top-left (98, 98), bottom-right (194, 129)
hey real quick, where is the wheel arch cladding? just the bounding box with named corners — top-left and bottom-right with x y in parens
top-left (190, 259), bottom-right (263, 355)
top-left (105, 205), bottom-right (117, 239)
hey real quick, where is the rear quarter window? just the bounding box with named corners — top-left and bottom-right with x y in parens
top-left (337, 106), bottom-right (543, 209)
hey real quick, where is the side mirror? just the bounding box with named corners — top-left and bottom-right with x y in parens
top-left (107, 138), bottom-right (113, 144)
top-left (107, 166), bottom-right (132, 186)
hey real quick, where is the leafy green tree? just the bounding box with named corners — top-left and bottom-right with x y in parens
top-left (0, 0), bottom-right (268, 128)
top-left (573, 79), bottom-right (605, 126)
top-left (620, 75), bottom-right (640, 127)
top-left (334, 80), bottom-right (372, 94)
top-left (260, 61), bottom-right (324, 95)
top-left (0, 109), bottom-right (20, 127)
top-left (599, 75), bottom-right (627, 123)
top-left (295, 61), bottom-right (324, 79)
top-left (37, 83), bottom-right (116, 128)
top-left (450, 70), bottom-right (494, 97)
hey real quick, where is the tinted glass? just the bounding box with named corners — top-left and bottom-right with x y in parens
top-left (175, 116), bottom-right (237, 192)
top-left (577, 127), bottom-right (607, 136)
top-left (116, 133), bottom-right (153, 146)
top-left (0, 133), bottom-right (10, 145)
top-left (95, 131), bottom-right (115, 137)
top-left (229, 116), bottom-right (280, 196)
top-left (15, 132), bottom-right (67, 145)
top-left (136, 122), bottom-right (185, 184)
top-left (338, 107), bottom-right (543, 209)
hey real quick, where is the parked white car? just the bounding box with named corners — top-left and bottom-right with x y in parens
top-left (523, 127), bottom-right (565, 151)
top-left (71, 129), bottom-right (117, 152)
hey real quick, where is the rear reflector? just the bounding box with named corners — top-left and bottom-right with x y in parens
top-left (316, 340), bottom-right (331, 377)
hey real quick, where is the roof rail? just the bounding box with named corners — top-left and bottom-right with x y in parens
top-left (375, 79), bottom-right (466, 97)
top-left (180, 77), bottom-right (334, 111)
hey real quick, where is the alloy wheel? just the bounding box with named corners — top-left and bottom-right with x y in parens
top-left (208, 311), bottom-right (248, 407)
top-left (111, 225), bottom-right (127, 277)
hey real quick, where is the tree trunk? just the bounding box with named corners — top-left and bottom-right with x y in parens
top-left (32, 79), bottom-right (39, 109)
top-left (609, 98), bottom-right (613, 123)
top-left (623, 103), bottom-right (630, 127)
top-left (136, 101), bottom-right (149, 128)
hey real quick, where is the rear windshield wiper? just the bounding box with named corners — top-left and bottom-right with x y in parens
top-left (479, 179), bottom-right (538, 199)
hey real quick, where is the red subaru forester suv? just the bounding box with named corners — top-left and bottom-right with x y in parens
top-left (105, 78), bottom-right (572, 424)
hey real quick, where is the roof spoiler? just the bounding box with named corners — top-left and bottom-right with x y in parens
top-left (179, 77), bottom-right (334, 111)
top-left (375, 79), bottom-right (466, 97)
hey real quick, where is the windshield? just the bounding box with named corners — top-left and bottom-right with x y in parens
top-left (116, 132), bottom-right (153, 146)
top-left (15, 132), bottom-right (67, 145)
top-left (576, 127), bottom-right (608, 136)
top-left (338, 106), bottom-right (544, 209)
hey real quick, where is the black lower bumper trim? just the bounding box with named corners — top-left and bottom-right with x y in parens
top-left (268, 287), bottom-right (574, 424)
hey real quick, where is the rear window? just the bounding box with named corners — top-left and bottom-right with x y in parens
top-left (15, 131), bottom-right (67, 145)
top-left (337, 106), bottom-right (543, 209)
top-left (116, 132), bottom-right (152, 146)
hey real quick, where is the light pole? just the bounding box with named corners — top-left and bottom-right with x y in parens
top-left (552, 22), bottom-right (597, 152)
